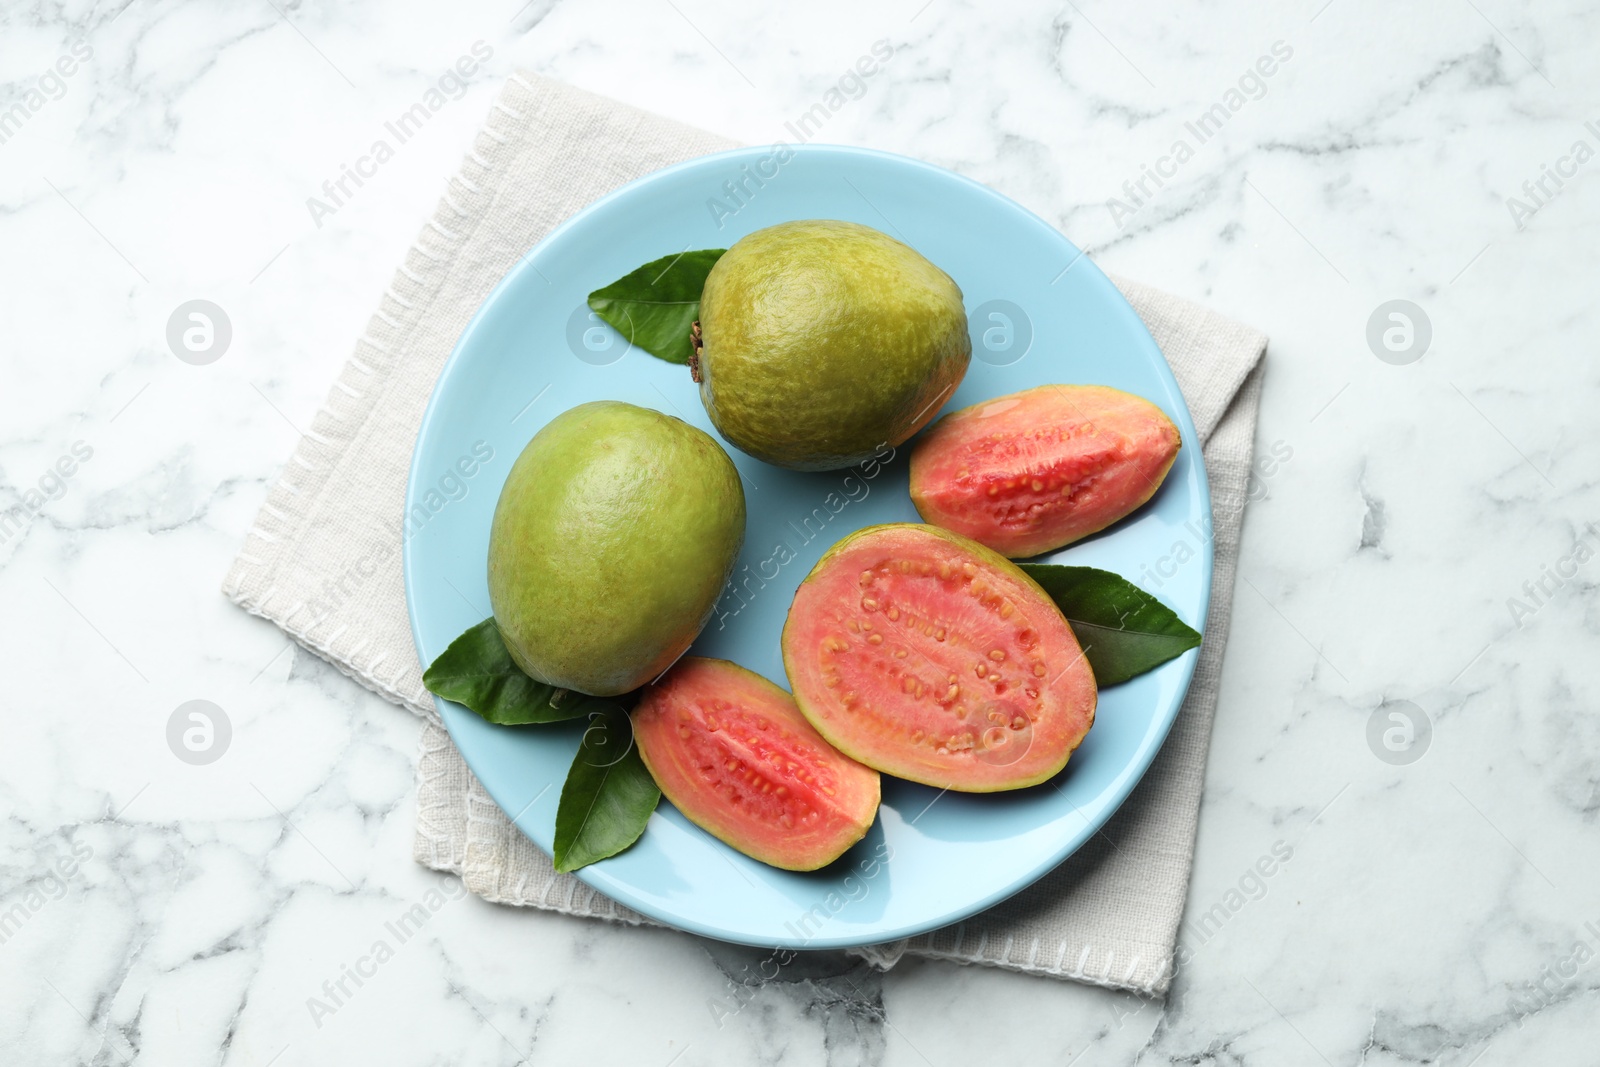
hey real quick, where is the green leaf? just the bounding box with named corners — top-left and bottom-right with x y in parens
top-left (587, 249), bottom-right (726, 364)
top-left (553, 705), bottom-right (661, 872)
top-left (1020, 565), bottom-right (1202, 687)
top-left (422, 617), bottom-right (599, 725)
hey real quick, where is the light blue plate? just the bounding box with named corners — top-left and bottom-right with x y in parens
top-left (404, 145), bottom-right (1211, 950)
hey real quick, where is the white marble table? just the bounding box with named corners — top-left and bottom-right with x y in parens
top-left (3, 1), bottom-right (1596, 1063)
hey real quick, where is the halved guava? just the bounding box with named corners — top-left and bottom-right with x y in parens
top-left (632, 657), bottom-right (880, 871)
top-left (909, 385), bottom-right (1181, 558)
top-left (781, 524), bottom-right (1097, 792)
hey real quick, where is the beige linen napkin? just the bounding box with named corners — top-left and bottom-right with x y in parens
top-left (224, 72), bottom-right (1266, 997)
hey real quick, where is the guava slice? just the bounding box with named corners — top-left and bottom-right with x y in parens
top-left (909, 385), bottom-right (1180, 558)
top-left (782, 524), bottom-right (1097, 792)
top-left (632, 657), bottom-right (881, 871)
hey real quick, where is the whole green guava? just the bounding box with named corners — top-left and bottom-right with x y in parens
top-left (697, 220), bottom-right (970, 471)
top-left (487, 401), bottom-right (745, 696)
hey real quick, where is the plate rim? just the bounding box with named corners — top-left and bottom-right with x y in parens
top-left (403, 142), bottom-right (1213, 949)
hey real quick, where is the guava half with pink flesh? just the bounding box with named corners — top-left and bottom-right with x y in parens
top-left (909, 385), bottom-right (1180, 558)
top-left (781, 524), bottom-right (1097, 792)
top-left (632, 657), bottom-right (880, 871)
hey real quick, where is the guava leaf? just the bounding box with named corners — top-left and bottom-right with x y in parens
top-left (422, 617), bottom-right (599, 725)
top-left (1020, 565), bottom-right (1202, 686)
top-left (587, 249), bottom-right (726, 365)
top-left (553, 705), bottom-right (661, 872)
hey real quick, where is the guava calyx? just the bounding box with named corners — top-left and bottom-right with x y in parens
top-left (688, 320), bottom-right (704, 383)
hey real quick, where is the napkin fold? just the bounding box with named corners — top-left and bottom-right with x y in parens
top-left (224, 72), bottom-right (1266, 996)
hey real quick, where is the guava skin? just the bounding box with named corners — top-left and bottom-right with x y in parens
top-left (698, 220), bottom-right (971, 471)
top-left (487, 401), bottom-right (746, 697)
